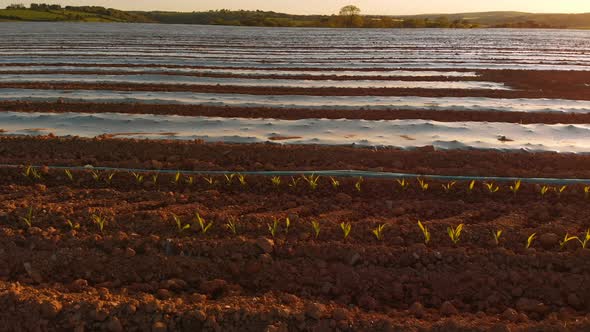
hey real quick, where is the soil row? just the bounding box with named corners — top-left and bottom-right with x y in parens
top-left (3, 100), bottom-right (590, 124)
top-left (0, 136), bottom-right (589, 179)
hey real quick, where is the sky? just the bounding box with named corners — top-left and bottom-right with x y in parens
top-left (2, 0), bottom-right (590, 15)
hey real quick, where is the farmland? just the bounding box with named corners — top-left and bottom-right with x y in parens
top-left (0, 23), bottom-right (590, 331)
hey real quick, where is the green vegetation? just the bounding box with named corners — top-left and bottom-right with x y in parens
top-left (526, 233), bottom-right (536, 249)
top-left (447, 224), bottom-right (464, 244)
top-left (195, 213), bottom-right (213, 234)
top-left (172, 214), bottom-right (190, 233)
top-left (20, 207), bottom-right (34, 228)
top-left (340, 222), bottom-right (352, 240)
top-left (493, 230), bottom-right (503, 245)
top-left (4, 4), bottom-right (589, 28)
top-left (311, 220), bottom-right (321, 239)
top-left (418, 220), bottom-right (431, 244)
top-left (372, 224), bottom-right (386, 241)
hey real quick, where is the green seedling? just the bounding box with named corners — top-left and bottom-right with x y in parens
top-left (560, 233), bottom-right (580, 250)
top-left (442, 181), bottom-right (457, 193)
top-left (91, 214), bottom-right (107, 234)
top-left (584, 186), bottom-right (590, 199)
top-left (418, 220), bottom-right (431, 244)
top-left (417, 177), bottom-right (429, 191)
top-left (303, 174), bottom-right (320, 190)
top-left (340, 222), bottom-right (352, 240)
top-left (185, 176), bottom-right (195, 185)
top-left (372, 224), bottom-right (386, 241)
top-left (330, 177), bottom-right (341, 189)
top-left (509, 180), bottom-right (522, 195)
top-left (131, 172), bottom-right (144, 184)
top-left (64, 169), bottom-right (74, 182)
top-left (288, 177), bottom-right (301, 188)
top-left (173, 172), bottom-right (182, 185)
top-left (195, 213), bottom-right (213, 234)
top-left (20, 207), bottom-right (34, 228)
top-left (224, 174), bottom-right (236, 185)
top-left (23, 165), bottom-right (42, 180)
top-left (203, 176), bottom-right (216, 186)
top-left (172, 214), bottom-right (190, 233)
top-left (151, 174), bottom-right (159, 185)
top-left (484, 182), bottom-right (499, 193)
top-left (577, 229), bottom-right (590, 249)
top-left (268, 218), bottom-right (279, 238)
top-left (468, 180), bottom-right (476, 193)
top-left (237, 174), bottom-right (247, 186)
top-left (493, 229), bottom-right (503, 245)
top-left (556, 185), bottom-right (567, 197)
top-left (66, 219), bottom-right (80, 230)
top-left (90, 170), bottom-right (100, 182)
top-left (271, 176), bottom-right (281, 187)
top-left (396, 179), bottom-right (410, 191)
top-left (284, 217), bottom-right (291, 235)
top-left (354, 177), bottom-right (363, 192)
top-left (105, 172), bottom-right (115, 185)
top-left (311, 220), bottom-right (320, 239)
top-left (447, 224), bottom-right (464, 244)
top-left (526, 233), bottom-right (536, 249)
top-left (540, 185), bottom-right (551, 198)
top-left (225, 217), bottom-right (238, 235)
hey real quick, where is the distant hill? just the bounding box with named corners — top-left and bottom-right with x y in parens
top-left (0, 4), bottom-right (153, 23)
top-left (1, 4), bottom-right (590, 29)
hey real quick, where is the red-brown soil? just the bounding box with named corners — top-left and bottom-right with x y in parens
top-left (2, 69), bottom-right (590, 100)
top-left (3, 100), bottom-right (590, 124)
top-left (0, 137), bottom-right (589, 330)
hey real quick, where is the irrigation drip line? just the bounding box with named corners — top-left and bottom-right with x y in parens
top-left (3, 164), bottom-right (589, 185)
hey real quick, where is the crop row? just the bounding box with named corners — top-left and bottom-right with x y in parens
top-left (9, 205), bottom-right (590, 251)
top-left (18, 166), bottom-right (590, 199)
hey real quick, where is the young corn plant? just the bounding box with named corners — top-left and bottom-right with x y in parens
top-left (284, 217), bottom-right (291, 235)
top-left (509, 180), bottom-right (522, 196)
top-left (442, 181), bottom-right (457, 193)
top-left (340, 222), bottom-right (352, 240)
top-left (354, 177), bottom-right (363, 192)
top-left (330, 177), bottom-right (341, 189)
top-left (20, 207), bottom-right (34, 228)
top-left (585, 186), bottom-right (590, 199)
top-left (66, 219), bottom-right (80, 230)
top-left (195, 213), bottom-right (213, 234)
top-left (64, 169), bottom-right (74, 182)
top-left (484, 182), bottom-right (500, 193)
top-left (173, 172), bottom-right (182, 185)
top-left (493, 229), bottom-right (503, 245)
top-left (172, 214), bottom-right (190, 234)
top-left (271, 176), bottom-right (281, 187)
top-left (203, 176), bottom-right (216, 186)
top-left (540, 185), bottom-right (551, 198)
top-left (372, 224), bottom-right (386, 241)
top-left (417, 177), bottom-right (429, 191)
top-left (303, 174), bottom-right (320, 190)
top-left (418, 221), bottom-right (431, 245)
top-left (237, 174), bottom-right (247, 186)
top-left (311, 220), bottom-right (320, 239)
top-left (447, 224), bottom-right (464, 245)
top-left (396, 179), bottom-right (410, 191)
top-left (90, 170), bottom-right (100, 182)
top-left (91, 214), bottom-right (107, 234)
top-left (560, 233), bottom-right (580, 250)
top-left (268, 218), bottom-right (279, 238)
top-left (105, 172), bottom-right (115, 185)
top-left (23, 165), bottom-right (42, 181)
top-left (224, 174), bottom-right (236, 185)
top-left (185, 176), bottom-right (195, 186)
top-left (131, 172), bottom-right (144, 184)
top-left (288, 177), bottom-right (301, 188)
top-left (151, 174), bottom-right (159, 185)
top-left (577, 229), bottom-right (590, 249)
top-left (467, 180), bottom-right (476, 194)
top-left (526, 233), bottom-right (536, 249)
top-left (225, 217), bottom-right (238, 235)
top-left (556, 185), bottom-right (567, 198)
